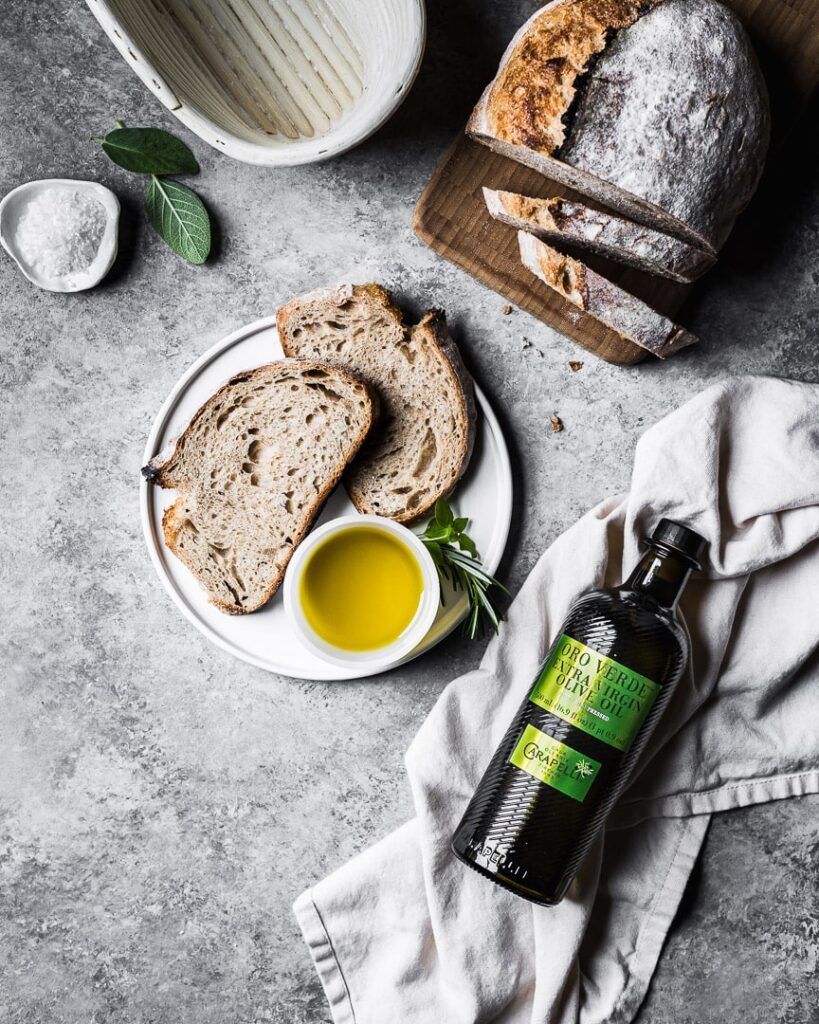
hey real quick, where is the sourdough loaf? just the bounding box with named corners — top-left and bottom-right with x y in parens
top-left (518, 232), bottom-right (696, 358)
top-left (145, 361), bottom-right (374, 613)
top-left (277, 284), bottom-right (476, 523)
top-left (468, 0), bottom-right (770, 254)
top-left (483, 188), bottom-right (715, 283)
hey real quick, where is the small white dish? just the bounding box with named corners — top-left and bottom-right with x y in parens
top-left (0, 178), bottom-right (119, 292)
top-left (282, 514), bottom-right (440, 672)
top-left (86, 0), bottom-right (427, 167)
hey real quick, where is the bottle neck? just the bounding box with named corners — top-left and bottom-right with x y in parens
top-left (624, 545), bottom-right (693, 610)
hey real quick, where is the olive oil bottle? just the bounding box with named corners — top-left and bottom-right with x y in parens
top-left (452, 519), bottom-right (706, 905)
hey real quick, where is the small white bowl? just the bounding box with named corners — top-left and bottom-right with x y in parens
top-left (283, 514), bottom-right (440, 672)
top-left (85, 0), bottom-right (427, 167)
top-left (0, 178), bottom-right (119, 292)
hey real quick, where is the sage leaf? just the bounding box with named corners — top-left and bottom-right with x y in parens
top-left (145, 176), bottom-right (211, 264)
top-left (95, 126), bottom-right (199, 175)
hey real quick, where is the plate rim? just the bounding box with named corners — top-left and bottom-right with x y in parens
top-left (140, 315), bottom-right (513, 680)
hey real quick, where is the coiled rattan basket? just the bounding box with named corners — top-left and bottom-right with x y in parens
top-left (86, 0), bottom-right (426, 165)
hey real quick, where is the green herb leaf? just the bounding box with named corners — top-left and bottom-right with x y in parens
top-left (95, 126), bottom-right (200, 175)
top-left (419, 500), bottom-right (508, 640)
top-left (145, 176), bottom-right (211, 264)
top-left (422, 524), bottom-right (451, 543)
top-left (422, 539), bottom-right (443, 561)
top-left (457, 534), bottom-right (478, 558)
top-left (435, 499), bottom-right (454, 527)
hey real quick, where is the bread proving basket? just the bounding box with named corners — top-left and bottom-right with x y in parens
top-left (85, 0), bottom-right (426, 165)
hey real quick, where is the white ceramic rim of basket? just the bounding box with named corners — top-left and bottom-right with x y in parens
top-left (84, 0), bottom-right (428, 166)
top-left (283, 514), bottom-right (441, 670)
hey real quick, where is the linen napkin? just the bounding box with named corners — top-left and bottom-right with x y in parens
top-left (293, 376), bottom-right (819, 1024)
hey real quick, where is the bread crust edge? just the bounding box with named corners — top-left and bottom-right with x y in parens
top-left (483, 188), bottom-right (716, 284)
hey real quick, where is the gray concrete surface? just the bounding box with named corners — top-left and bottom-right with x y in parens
top-left (1, 2), bottom-right (817, 1022)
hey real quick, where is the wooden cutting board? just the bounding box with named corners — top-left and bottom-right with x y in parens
top-left (413, 0), bottom-right (819, 365)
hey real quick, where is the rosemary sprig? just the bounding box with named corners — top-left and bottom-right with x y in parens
top-left (419, 500), bottom-right (509, 640)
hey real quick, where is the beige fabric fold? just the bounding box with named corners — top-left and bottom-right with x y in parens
top-left (294, 376), bottom-right (819, 1023)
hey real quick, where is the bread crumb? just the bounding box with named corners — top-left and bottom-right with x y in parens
top-left (502, 304), bottom-right (513, 315)
top-left (569, 361), bottom-right (584, 372)
top-left (550, 414), bottom-right (563, 433)
top-left (521, 336), bottom-right (545, 358)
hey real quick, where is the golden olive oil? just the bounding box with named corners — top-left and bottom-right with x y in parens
top-left (300, 527), bottom-right (424, 651)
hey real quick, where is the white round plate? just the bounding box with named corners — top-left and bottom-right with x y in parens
top-left (141, 317), bottom-right (513, 680)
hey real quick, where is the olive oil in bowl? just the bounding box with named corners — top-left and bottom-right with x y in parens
top-left (300, 527), bottom-right (424, 651)
top-left (284, 514), bottom-right (440, 669)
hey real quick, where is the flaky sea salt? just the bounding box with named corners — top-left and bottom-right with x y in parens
top-left (15, 187), bottom-right (106, 278)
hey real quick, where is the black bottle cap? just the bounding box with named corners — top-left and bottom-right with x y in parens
top-left (648, 519), bottom-right (708, 569)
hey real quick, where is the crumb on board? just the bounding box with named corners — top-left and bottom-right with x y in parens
top-left (502, 304), bottom-right (513, 315)
top-left (550, 414), bottom-right (563, 433)
top-left (569, 361), bottom-right (584, 372)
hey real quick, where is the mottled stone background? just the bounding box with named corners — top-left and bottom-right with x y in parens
top-left (1, 2), bottom-right (817, 1022)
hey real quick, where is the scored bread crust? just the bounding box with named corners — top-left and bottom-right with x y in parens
top-left (518, 231), bottom-right (697, 358)
top-left (277, 284), bottom-right (477, 524)
top-left (477, 0), bottom-right (651, 156)
top-left (468, 0), bottom-right (770, 254)
top-left (145, 360), bottom-right (375, 614)
top-left (483, 188), bottom-right (715, 284)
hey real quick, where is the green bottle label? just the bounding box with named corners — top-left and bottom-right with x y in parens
top-left (509, 724), bottom-right (601, 802)
top-left (528, 634), bottom-right (660, 752)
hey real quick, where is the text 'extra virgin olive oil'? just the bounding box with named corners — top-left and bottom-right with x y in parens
top-left (452, 519), bottom-right (707, 906)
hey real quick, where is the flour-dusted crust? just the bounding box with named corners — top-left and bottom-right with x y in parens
top-left (563, 0), bottom-right (769, 251)
top-left (145, 360), bottom-right (375, 614)
top-left (277, 283), bottom-right (477, 523)
top-left (518, 232), bottom-right (697, 358)
top-left (469, 0), bottom-right (770, 253)
top-left (484, 188), bottom-right (714, 283)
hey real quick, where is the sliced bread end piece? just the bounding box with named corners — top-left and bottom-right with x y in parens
top-left (483, 188), bottom-right (714, 284)
top-left (518, 232), bottom-right (697, 359)
top-left (148, 360), bottom-right (375, 614)
top-left (277, 284), bottom-right (477, 524)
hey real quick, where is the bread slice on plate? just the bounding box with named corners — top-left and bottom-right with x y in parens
top-left (483, 188), bottom-right (715, 284)
top-left (468, 0), bottom-right (769, 254)
top-left (277, 284), bottom-right (476, 523)
top-left (518, 232), bottom-right (696, 359)
top-left (144, 361), bottom-right (374, 614)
